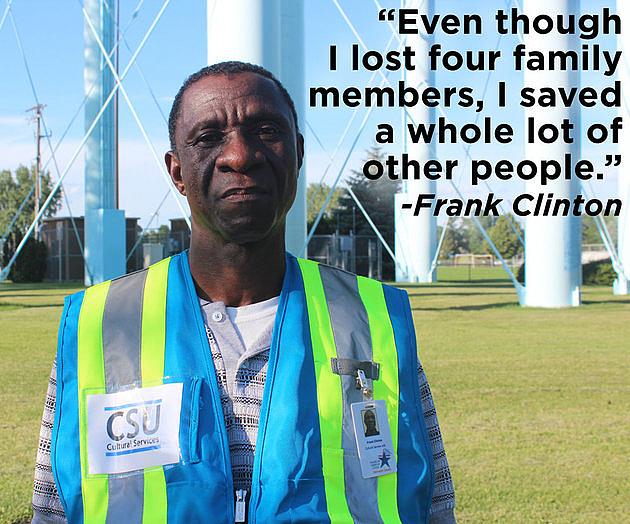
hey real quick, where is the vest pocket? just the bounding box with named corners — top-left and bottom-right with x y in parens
top-left (162, 375), bottom-right (204, 467)
top-left (319, 447), bottom-right (356, 480)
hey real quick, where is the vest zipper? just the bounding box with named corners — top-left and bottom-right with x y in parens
top-left (235, 489), bottom-right (247, 523)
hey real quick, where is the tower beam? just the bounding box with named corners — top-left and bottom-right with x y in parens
top-left (522, 0), bottom-right (582, 307)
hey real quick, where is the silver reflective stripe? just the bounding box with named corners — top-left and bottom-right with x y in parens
top-left (106, 478), bottom-right (144, 524)
top-left (102, 270), bottom-right (148, 524)
top-left (319, 265), bottom-right (383, 524)
top-left (102, 271), bottom-right (147, 389)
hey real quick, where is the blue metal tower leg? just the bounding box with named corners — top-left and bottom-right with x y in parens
top-left (84, 0), bottom-right (125, 285)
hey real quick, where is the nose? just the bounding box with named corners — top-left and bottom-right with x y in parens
top-left (216, 130), bottom-right (264, 174)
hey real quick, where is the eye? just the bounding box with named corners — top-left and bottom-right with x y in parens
top-left (257, 123), bottom-right (281, 138)
top-left (194, 130), bottom-right (223, 146)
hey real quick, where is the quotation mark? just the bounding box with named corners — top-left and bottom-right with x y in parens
top-left (596, 154), bottom-right (622, 179)
top-left (378, 8), bottom-right (395, 22)
top-left (604, 154), bottom-right (621, 167)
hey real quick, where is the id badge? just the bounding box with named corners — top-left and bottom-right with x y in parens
top-left (350, 400), bottom-right (397, 478)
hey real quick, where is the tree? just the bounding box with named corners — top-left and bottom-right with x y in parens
top-left (486, 214), bottom-right (523, 259)
top-left (336, 144), bottom-right (400, 279)
top-left (307, 183), bottom-right (344, 234)
top-left (0, 164), bottom-right (62, 237)
top-left (1, 165), bottom-right (62, 281)
top-left (438, 218), bottom-right (469, 259)
top-left (461, 216), bottom-right (495, 254)
top-left (582, 216), bottom-right (617, 246)
top-left (144, 224), bottom-right (170, 244)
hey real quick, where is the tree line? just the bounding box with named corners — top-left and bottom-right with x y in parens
top-left (1, 165), bottom-right (60, 281)
top-left (307, 145), bottom-right (616, 276)
top-left (1, 148), bottom-right (617, 282)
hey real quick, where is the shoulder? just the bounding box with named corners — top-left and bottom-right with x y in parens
top-left (291, 253), bottom-right (397, 288)
top-left (66, 252), bottom-right (186, 307)
top-left (55, 254), bottom-right (183, 355)
top-left (291, 254), bottom-right (410, 309)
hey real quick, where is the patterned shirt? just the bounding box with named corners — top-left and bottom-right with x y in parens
top-left (32, 358), bottom-right (65, 524)
top-left (32, 301), bottom-right (456, 523)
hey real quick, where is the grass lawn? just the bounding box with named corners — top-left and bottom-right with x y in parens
top-left (0, 282), bottom-right (83, 524)
top-left (1, 270), bottom-right (628, 523)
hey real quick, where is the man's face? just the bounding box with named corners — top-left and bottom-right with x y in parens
top-left (166, 72), bottom-right (304, 244)
top-left (364, 410), bottom-right (376, 430)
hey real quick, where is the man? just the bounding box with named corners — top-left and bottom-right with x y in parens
top-left (363, 409), bottom-right (380, 437)
top-left (32, 61), bottom-right (455, 523)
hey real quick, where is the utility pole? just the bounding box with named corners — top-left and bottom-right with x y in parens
top-left (27, 104), bottom-right (47, 240)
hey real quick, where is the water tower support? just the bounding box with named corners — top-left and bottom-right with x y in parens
top-left (84, 0), bottom-right (125, 285)
top-left (207, 0), bottom-right (306, 255)
top-left (522, 0), bottom-right (582, 307)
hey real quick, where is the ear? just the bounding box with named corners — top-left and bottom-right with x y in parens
top-left (165, 150), bottom-right (186, 196)
top-left (296, 132), bottom-right (305, 171)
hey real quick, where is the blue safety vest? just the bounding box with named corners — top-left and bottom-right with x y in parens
top-left (51, 251), bottom-right (434, 523)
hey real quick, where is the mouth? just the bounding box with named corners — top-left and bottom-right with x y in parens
top-left (221, 186), bottom-right (269, 202)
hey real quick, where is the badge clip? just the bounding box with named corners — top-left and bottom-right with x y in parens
top-left (356, 369), bottom-right (373, 400)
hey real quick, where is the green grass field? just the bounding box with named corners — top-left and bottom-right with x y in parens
top-left (1, 269), bottom-right (629, 523)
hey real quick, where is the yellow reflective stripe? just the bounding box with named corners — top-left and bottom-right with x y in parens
top-left (357, 276), bottom-right (402, 524)
top-left (141, 257), bottom-right (170, 383)
top-left (78, 281), bottom-right (111, 524)
top-left (141, 257), bottom-right (171, 524)
top-left (142, 470), bottom-right (167, 524)
top-left (298, 259), bottom-right (353, 523)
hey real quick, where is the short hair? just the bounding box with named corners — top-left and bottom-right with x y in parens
top-left (168, 61), bottom-right (299, 151)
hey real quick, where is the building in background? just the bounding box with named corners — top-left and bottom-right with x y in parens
top-left (169, 218), bottom-right (191, 254)
top-left (40, 217), bottom-right (141, 281)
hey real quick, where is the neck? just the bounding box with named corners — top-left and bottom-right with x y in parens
top-left (188, 224), bottom-right (286, 307)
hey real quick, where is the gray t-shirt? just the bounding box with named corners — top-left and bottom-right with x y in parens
top-left (200, 296), bottom-right (278, 394)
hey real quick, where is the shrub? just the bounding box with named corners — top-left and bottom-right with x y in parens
top-left (515, 259), bottom-right (615, 286)
top-left (9, 237), bottom-right (47, 282)
top-left (582, 259), bottom-right (616, 286)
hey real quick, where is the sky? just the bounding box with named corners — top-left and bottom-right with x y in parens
top-left (0, 0), bottom-right (620, 230)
